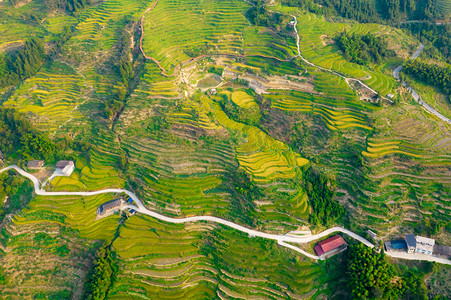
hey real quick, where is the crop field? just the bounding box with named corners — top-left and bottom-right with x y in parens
top-left (0, 3), bottom-right (46, 52)
top-left (109, 214), bottom-right (325, 299)
top-left (409, 80), bottom-right (451, 120)
top-left (288, 10), bottom-right (417, 97)
top-left (231, 90), bottom-right (258, 108)
top-left (142, 0), bottom-right (250, 73)
top-left (333, 99), bottom-right (451, 232)
top-left (268, 90), bottom-right (373, 131)
top-left (0, 189), bottom-right (121, 298)
top-left (243, 26), bottom-right (298, 59)
top-left (2, 61), bottom-right (84, 132)
top-left (1, 0), bottom-right (451, 297)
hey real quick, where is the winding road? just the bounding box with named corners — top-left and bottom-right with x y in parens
top-left (1, 165), bottom-right (450, 265)
top-left (393, 43), bottom-right (451, 124)
top-left (290, 16), bottom-right (392, 103)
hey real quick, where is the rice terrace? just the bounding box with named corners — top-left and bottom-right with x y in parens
top-left (0, 0), bottom-right (450, 299)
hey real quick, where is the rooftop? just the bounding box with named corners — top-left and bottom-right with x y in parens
top-left (416, 236), bottom-right (435, 253)
top-left (317, 235), bottom-right (346, 254)
top-left (405, 234), bottom-right (416, 248)
top-left (97, 198), bottom-right (123, 215)
top-left (56, 160), bottom-right (74, 168)
top-left (27, 160), bottom-right (44, 168)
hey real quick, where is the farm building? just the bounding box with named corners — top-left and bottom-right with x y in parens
top-left (97, 198), bottom-right (124, 216)
top-left (405, 234), bottom-right (416, 253)
top-left (314, 235), bottom-right (347, 259)
top-left (415, 236), bottom-right (435, 255)
top-left (56, 160), bottom-right (75, 176)
top-left (384, 240), bottom-right (407, 252)
top-left (27, 160), bottom-right (44, 169)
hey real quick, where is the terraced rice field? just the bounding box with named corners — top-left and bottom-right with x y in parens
top-left (243, 26), bottom-right (297, 59)
top-left (268, 90), bottom-right (373, 131)
top-left (109, 214), bottom-right (325, 299)
top-left (2, 61), bottom-right (85, 132)
top-left (409, 80), bottom-right (451, 120)
top-left (142, 0), bottom-right (250, 73)
top-left (230, 90), bottom-right (258, 108)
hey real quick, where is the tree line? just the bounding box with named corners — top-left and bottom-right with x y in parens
top-left (85, 243), bottom-right (118, 300)
top-left (245, 0), bottom-right (282, 27)
top-left (336, 32), bottom-right (395, 65)
top-left (283, 0), bottom-right (440, 23)
top-left (104, 18), bottom-right (134, 122)
top-left (400, 23), bottom-right (451, 64)
top-left (403, 60), bottom-right (451, 95)
top-left (304, 167), bottom-right (343, 226)
top-left (0, 38), bottom-right (45, 88)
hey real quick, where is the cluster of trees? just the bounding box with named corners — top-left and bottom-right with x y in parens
top-left (217, 93), bottom-right (261, 126)
top-left (86, 243), bottom-right (118, 300)
top-left (0, 171), bottom-right (33, 224)
top-left (400, 23), bottom-right (450, 63)
top-left (0, 38), bottom-right (45, 88)
top-left (378, 0), bottom-right (416, 21)
top-left (347, 244), bottom-right (399, 298)
top-left (304, 167), bottom-right (343, 226)
top-left (41, 0), bottom-right (93, 13)
top-left (223, 170), bottom-right (260, 227)
top-left (284, 0), bottom-right (439, 23)
top-left (245, 0), bottom-right (282, 26)
top-left (346, 244), bottom-right (433, 299)
top-left (105, 19), bottom-right (134, 121)
top-left (281, 0), bottom-right (323, 15)
top-left (312, 0), bottom-right (380, 23)
top-left (0, 107), bottom-right (91, 162)
top-left (403, 60), bottom-right (451, 94)
top-left (336, 32), bottom-right (395, 65)
top-left (0, 108), bottom-right (57, 161)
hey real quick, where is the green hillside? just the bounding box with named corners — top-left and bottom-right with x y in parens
top-left (0, 0), bottom-right (450, 298)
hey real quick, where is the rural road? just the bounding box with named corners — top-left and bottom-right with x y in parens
top-left (291, 16), bottom-right (392, 103)
top-left (1, 165), bottom-right (450, 265)
top-left (393, 44), bottom-right (451, 124)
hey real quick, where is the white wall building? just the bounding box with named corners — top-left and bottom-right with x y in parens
top-left (415, 236), bottom-right (435, 255)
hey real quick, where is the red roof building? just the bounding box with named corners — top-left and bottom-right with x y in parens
top-left (314, 235), bottom-right (347, 258)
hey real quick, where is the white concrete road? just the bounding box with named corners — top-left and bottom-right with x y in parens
top-left (1, 165), bottom-right (450, 265)
top-left (393, 43), bottom-right (450, 124)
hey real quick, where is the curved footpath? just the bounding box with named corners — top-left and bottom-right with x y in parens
top-left (1, 165), bottom-right (450, 265)
top-left (393, 43), bottom-right (450, 124)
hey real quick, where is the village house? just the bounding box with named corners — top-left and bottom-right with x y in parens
top-left (56, 160), bottom-right (75, 176)
top-left (97, 198), bottom-right (124, 216)
top-left (27, 160), bottom-right (44, 169)
top-left (405, 234), bottom-right (416, 253)
top-left (415, 236), bottom-right (435, 255)
top-left (314, 235), bottom-right (347, 259)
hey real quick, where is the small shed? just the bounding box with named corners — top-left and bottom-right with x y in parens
top-left (405, 234), bottom-right (416, 253)
top-left (27, 160), bottom-right (44, 169)
top-left (56, 160), bottom-right (75, 176)
top-left (367, 229), bottom-right (377, 239)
